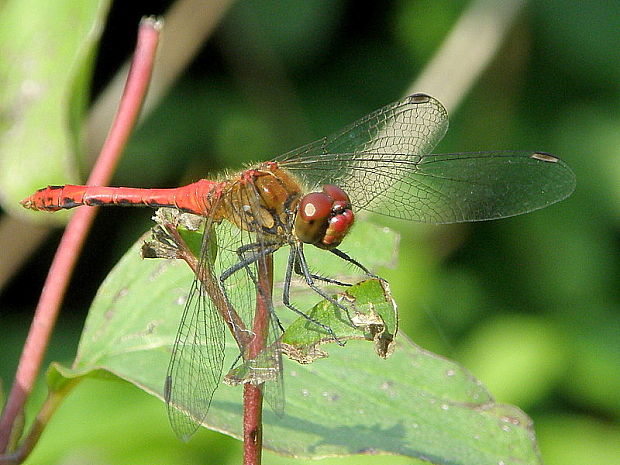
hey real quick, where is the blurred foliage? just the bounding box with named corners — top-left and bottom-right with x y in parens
top-left (1, 0), bottom-right (619, 464)
top-left (0, 0), bottom-right (110, 220)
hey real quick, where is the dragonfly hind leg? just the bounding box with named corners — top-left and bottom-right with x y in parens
top-left (281, 245), bottom-right (351, 345)
top-left (284, 244), bottom-right (374, 342)
top-left (231, 240), bottom-right (281, 286)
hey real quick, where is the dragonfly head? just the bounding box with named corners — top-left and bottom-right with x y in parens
top-left (294, 185), bottom-right (354, 249)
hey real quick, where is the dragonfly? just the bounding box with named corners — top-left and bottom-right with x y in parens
top-left (21, 93), bottom-right (576, 440)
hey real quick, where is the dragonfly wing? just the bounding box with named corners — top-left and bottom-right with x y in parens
top-left (219, 180), bottom-right (286, 416)
top-left (238, 181), bottom-right (285, 417)
top-left (277, 93), bottom-right (448, 163)
top-left (256, 313), bottom-right (285, 417)
top-left (276, 93), bottom-right (448, 188)
top-left (226, 318), bottom-right (284, 417)
top-left (276, 93), bottom-right (450, 219)
top-left (165, 275), bottom-right (226, 441)
top-left (399, 151), bottom-right (576, 222)
top-left (283, 150), bottom-right (575, 223)
top-left (277, 93), bottom-right (574, 223)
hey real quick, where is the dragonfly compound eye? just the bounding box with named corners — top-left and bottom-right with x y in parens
top-left (294, 188), bottom-right (355, 249)
top-left (322, 184), bottom-right (350, 203)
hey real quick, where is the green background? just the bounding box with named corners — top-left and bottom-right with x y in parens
top-left (1, 0), bottom-right (619, 464)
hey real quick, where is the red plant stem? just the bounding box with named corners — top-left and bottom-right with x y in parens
top-left (243, 384), bottom-right (264, 465)
top-left (0, 18), bottom-right (162, 454)
top-left (243, 254), bottom-right (273, 465)
top-left (247, 255), bottom-right (273, 360)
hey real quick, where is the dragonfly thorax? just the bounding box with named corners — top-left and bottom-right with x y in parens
top-left (217, 162), bottom-right (303, 240)
top-left (294, 184), bottom-right (355, 250)
top-left (218, 164), bottom-right (355, 249)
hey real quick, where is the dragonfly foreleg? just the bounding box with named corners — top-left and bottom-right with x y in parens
top-left (220, 243), bottom-right (280, 282)
top-left (329, 248), bottom-right (382, 280)
top-left (292, 255), bottom-right (352, 287)
top-left (232, 240), bottom-right (284, 333)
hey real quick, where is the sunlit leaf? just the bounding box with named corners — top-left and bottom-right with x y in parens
top-left (281, 279), bottom-right (398, 362)
top-left (49, 219), bottom-right (541, 464)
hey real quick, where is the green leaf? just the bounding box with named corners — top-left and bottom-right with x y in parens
top-left (281, 279), bottom-right (398, 362)
top-left (0, 0), bottom-right (111, 221)
top-left (51, 220), bottom-right (540, 464)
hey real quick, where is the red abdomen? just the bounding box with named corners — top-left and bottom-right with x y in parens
top-left (20, 180), bottom-right (220, 216)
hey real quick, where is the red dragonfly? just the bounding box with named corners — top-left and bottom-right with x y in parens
top-left (21, 93), bottom-right (575, 440)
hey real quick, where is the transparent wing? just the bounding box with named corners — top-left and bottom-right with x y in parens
top-left (165, 188), bottom-right (253, 441)
top-left (275, 93), bottom-right (450, 218)
top-left (164, 251), bottom-right (226, 441)
top-left (277, 93), bottom-right (575, 223)
top-left (276, 93), bottom-right (448, 163)
top-left (281, 151), bottom-right (575, 223)
top-left (165, 182), bottom-right (286, 439)
top-left (258, 336), bottom-right (285, 416)
top-left (229, 180), bottom-right (285, 416)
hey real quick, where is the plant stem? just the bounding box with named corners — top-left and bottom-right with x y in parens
top-left (243, 254), bottom-right (273, 465)
top-left (243, 383), bottom-right (264, 465)
top-left (0, 379), bottom-right (81, 465)
top-left (0, 18), bottom-right (161, 456)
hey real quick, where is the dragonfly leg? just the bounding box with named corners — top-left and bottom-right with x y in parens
top-left (282, 247), bottom-right (344, 345)
top-left (232, 240), bottom-right (280, 286)
top-left (295, 246), bottom-right (358, 326)
top-left (230, 351), bottom-right (243, 370)
top-left (236, 241), bottom-right (287, 333)
top-left (219, 243), bottom-right (284, 338)
top-left (329, 248), bottom-right (383, 280)
top-left (219, 243), bottom-right (280, 282)
top-left (292, 255), bottom-right (352, 287)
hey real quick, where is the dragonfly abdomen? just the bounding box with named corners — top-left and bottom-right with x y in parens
top-left (20, 180), bottom-right (221, 215)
